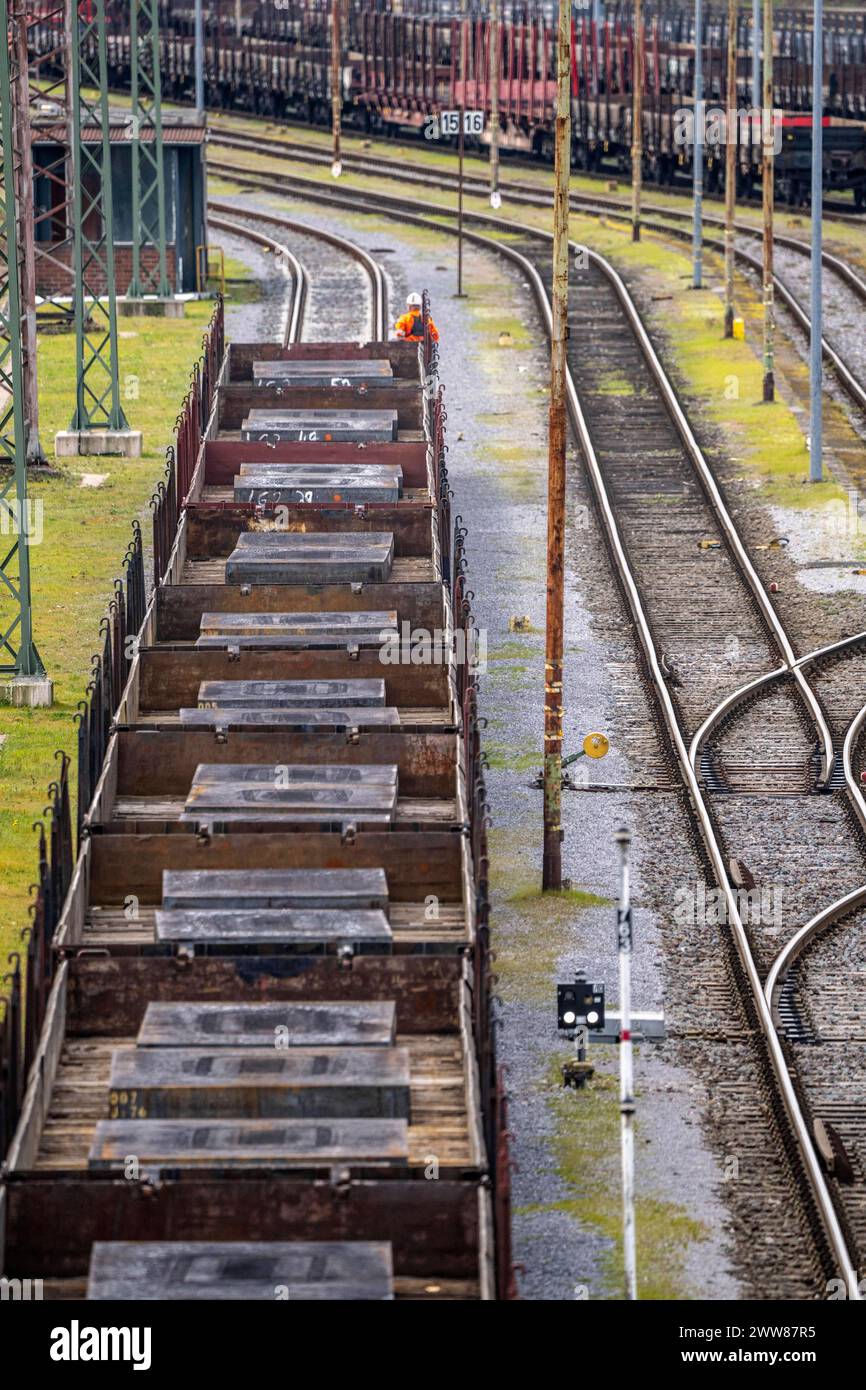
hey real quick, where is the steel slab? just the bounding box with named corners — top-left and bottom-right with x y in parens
top-left (107, 1046), bottom-right (412, 1120)
top-left (197, 678), bottom-right (386, 709)
top-left (88, 1118), bottom-right (410, 1169)
top-left (162, 867), bottom-right (389, 912)
top-left (137, 1001), bottom-right (398, 1049)
top-left (87, 1240), bottom-right (394, 1301)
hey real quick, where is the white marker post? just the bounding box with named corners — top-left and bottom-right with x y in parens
top-left (614, 825), bottom-right (637, 1300)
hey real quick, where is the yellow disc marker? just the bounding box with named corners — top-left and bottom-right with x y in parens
top-left (583, 732), bottom-right (610, 760)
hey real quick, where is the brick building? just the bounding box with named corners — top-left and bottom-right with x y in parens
top-left (32, 110), bottom-right (207, 300)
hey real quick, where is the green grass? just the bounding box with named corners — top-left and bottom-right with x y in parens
top-left (485, 745), bottom-right (541, 773)
top-left (489, 826), bottom-right (610, 1003)
top-left (0, 294), bottom-right (228, 963)
top-left (596, 371), bottom-right (638, 397)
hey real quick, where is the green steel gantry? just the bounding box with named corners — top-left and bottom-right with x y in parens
top-left (129, 0), bottom-right (170, 299)
top-left (0, 0), bottom-right (42, 678)
top-left (69, 0), bottom-right (129, 432)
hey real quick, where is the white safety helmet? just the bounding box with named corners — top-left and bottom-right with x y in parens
top-left (406, 292), bottom-right (423, 307)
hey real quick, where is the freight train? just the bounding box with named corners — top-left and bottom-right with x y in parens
top-left (0, 299), bottom-right (514, 1299)
top-left (29, 3), bottom-right (866, 206)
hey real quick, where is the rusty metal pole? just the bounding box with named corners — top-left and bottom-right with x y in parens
top-left (761, 0), bottom-right (775, 400)
top-left (489, 0), bottom-right (501, 208)
top-left (542, 0), bottom-right (571, 893)
top-left (331, 0), bottom-right (342, 177)
top-left (723, 0), bottom-right (737, 336)
top-left (631, 0), bottom-right (643, 242)
top-left (456, 11), bottom-right (467, 296)
top-left (11, 1), bottom-right (44, 464)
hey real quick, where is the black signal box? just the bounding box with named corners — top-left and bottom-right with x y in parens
top-left (557, 979), bottom-right (605, 1032)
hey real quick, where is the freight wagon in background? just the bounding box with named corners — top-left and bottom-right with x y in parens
top-left (77, 2), bottom-right (866, 208)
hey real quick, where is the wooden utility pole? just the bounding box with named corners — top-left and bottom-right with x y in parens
top-left (723, 0), bottom-right (737, 336)
top-left (631, 0), bottom-right (643, 241)
top-left (456, 8), bottom-right (468, 296)
top-left (542, 0), bottom-right (571, 892)
top-left (489, 0), bottom-right (501, 208)
top-left (331, 0), bottom-right (342, 177)
top-left (761, 0), bottom-right (775, 400)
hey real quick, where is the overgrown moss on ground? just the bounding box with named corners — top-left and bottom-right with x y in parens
top-left (520, 1058), bottom-right (707, 1299)
top-left (489, 826), bottom-right (609, 1003)
top-left (0, 294), bottom-right (227, 962)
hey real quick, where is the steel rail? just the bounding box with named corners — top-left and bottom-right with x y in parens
top-left (689, 630), bottom-right (866, 785)
top-left (571, 255), bottom-right (859, 1300)
top-left (211, 128), bottom-right (866, 265)
top-left (764, 699), bottom-right (866, 1025)
top-left (207, 211), bottom-right (308, 345)
top-left (221, 168), bottom-right (863, 1294)
top-left (203, 114), bottom-right (865, 221)
top-left (209, 142), bottom-right (866, 417)
top-left (210, 196), bottom-right (387, 341)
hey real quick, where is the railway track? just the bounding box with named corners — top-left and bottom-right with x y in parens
top-left (209, 132), bottom-right (866, 424)
top-left (208, 213), bottom-right (308, 345)
top-left (204, 113), bottom-right (866, 222)
top-left (201, 103), bottom-right (866, 220)
top-left (205, 167), bottom-right (866, 1293)
top-left (209, 125), bottom-right (866, 229)
top-left (208, 204), bottom-right (388, 343)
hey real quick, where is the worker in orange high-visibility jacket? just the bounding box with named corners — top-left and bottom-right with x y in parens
top-left (394, 291), bottom-right (439, 343)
